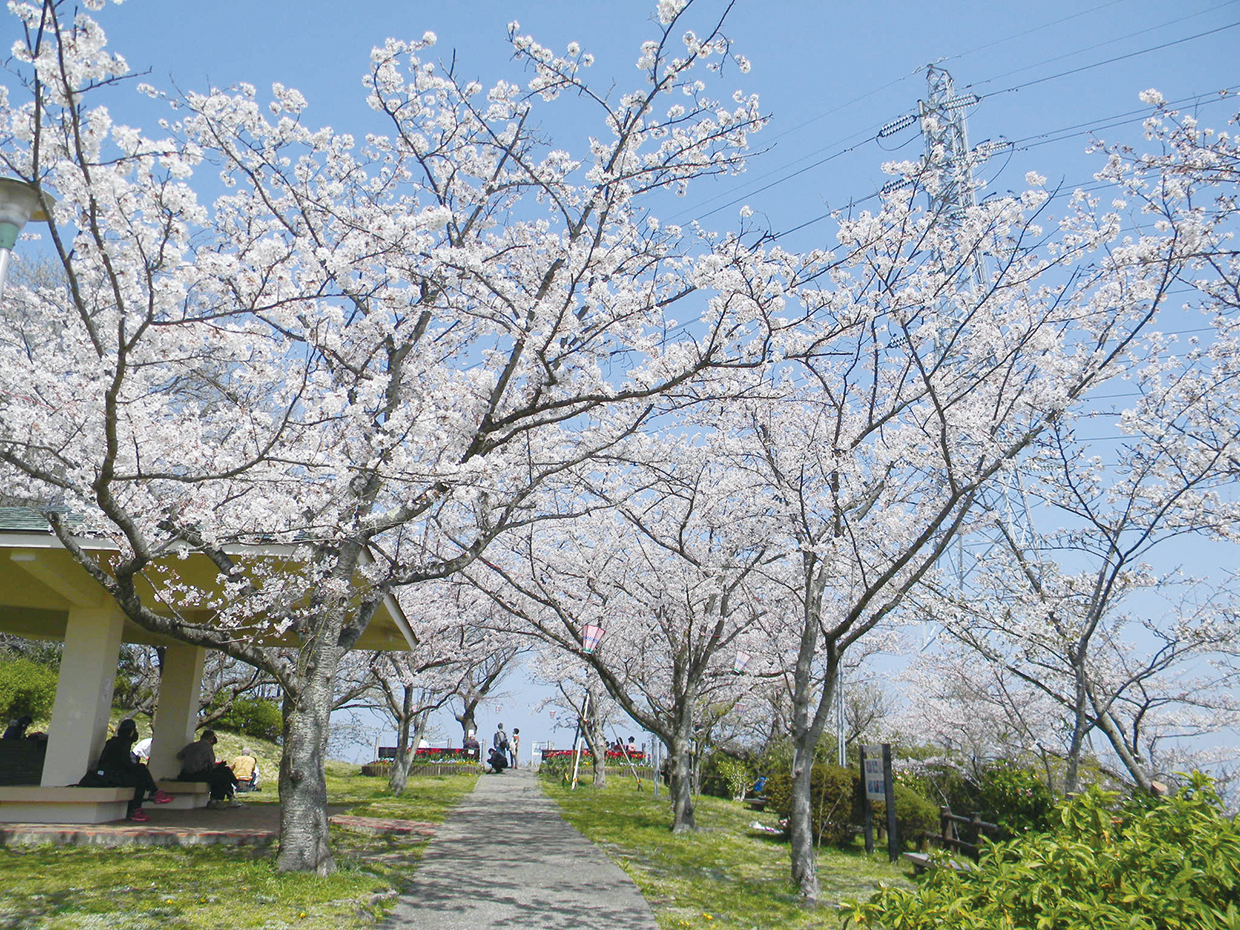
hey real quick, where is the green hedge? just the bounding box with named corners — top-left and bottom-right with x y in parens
top-left (846, 773), bottom-right (1240, 930)
top-left (210, 697), bottom-right (282, 742)
top-left (766, 764), bottom-right (859, 846)
top-left (0, 657), bottom-right (58, 722)
top-left (766, 763), bottom-right (942, 849)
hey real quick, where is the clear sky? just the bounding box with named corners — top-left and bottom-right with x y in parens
top-left (25, 0), bottom-right (1240, 758)
top-left (90, 0), bottom-right (1240, 249)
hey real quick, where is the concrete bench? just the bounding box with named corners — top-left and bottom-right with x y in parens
top-left (155, 780), bottom-right (211, 809)
top-left (0, 786), bottom-right (133, 824)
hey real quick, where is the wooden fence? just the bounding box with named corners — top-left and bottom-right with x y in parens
top-left (360, 761), bottom-right (479, 777)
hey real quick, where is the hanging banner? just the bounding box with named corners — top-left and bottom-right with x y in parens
top-left (862, 743), bottom-right (886, 801)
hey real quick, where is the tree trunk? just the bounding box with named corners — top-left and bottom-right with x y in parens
top-left (590, 734), bottom-right (607, 788)
top-left (388, 685), bottom-right (415, 796)
top-left (276, 634), bottom-right (343, 874)
top-left (1092, 703), bottom-right (1152, 791)
top-left (1064, 668), bottom-right (1090, 795)
top-left (584, 692), bottom-right (608, 788)
top-left (785, 577), bottom-right (827, 905)
top-left (457, 703), bottom-right (477, 743)
top-left (667, 719), bottom-right (696, 833)
top-left (787, 736), bottom-right (820, 902)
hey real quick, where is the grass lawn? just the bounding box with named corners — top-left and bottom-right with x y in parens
top-left (0, 762), bottom-right (478, 930)
top-left (546, 776), bottom-right (914, 930)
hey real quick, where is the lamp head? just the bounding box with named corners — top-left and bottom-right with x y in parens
top-left (0, 178), bottom-right (54, 251)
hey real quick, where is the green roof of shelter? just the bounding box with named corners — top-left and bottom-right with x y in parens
top-left (0, 507), bottom-right (57, 533)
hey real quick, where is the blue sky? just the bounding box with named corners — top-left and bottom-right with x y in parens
top-left (92, 0), bottom-right (1240, 253)
top-left (35, 0), bottom-right (1240, 757)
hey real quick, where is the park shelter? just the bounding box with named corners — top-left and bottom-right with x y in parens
top-left (0, 508), bottom-right (413, 819)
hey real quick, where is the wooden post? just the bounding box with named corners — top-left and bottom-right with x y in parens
top-left (570, 735), bottom-right (585, 790)
top-left (882, 743), bottom-right (899, 863)
top-left (611, 727), bottom-right (645, 790)
top-left (859, 745), bottom-right (874, 855)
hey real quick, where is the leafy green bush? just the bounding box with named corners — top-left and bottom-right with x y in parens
top-left (845, 773), bottom-right (1240, 930)
top-left (977, 761), bottom-right (1056, 836)
top-left (869, 783), bottom-right (941, 848)
top-left (697, 752), bottom-right (753, 799)
top-left (715, 756), bottom-right (753, 800)
top-left (0, 657), bottom-right (58, 722)
top-left (211, 697), bottom-right (282, 742)
top-left (767, 763), bottom-right (858, 846)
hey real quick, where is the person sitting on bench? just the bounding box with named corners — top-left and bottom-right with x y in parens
top-left (3, 715), bottom-right (32, 740)
top-left (230, 747), bottom-right (259, 791)
top-left (97, 719), bottom-right (173, 821)
top-left (177, 729), bottom-right (241, 808)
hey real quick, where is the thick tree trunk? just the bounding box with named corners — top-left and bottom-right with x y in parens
top-left (590, 731), bottom-right (607, 788)
top-left (276, 635), bottom-right (343, 874)
top-left (584, 695), bottom-right (608, 788)
top-left (667, 719), bottom-right (696, 833)
top-left (1064, 669), bottom-right (1090, 795)
top-left (457, 704), bottom-right (477, 743)
top-left (787, 737), bottom-right (820, 902)
top-left (388, 685), bottom-right (415, 796)
top-left (786, 592), bottom-right (829, 904)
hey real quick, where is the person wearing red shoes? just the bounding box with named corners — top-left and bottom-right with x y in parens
top-left (96, 718), bottom-right (173, 821)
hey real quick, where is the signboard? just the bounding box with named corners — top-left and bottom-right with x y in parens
top-left (377, 746), bottom-right (398, 760)
top-left (862, 744), bottom-right (885, 801)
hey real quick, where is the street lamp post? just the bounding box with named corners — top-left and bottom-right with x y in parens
top-left (0, 178), bottom-right (54, 298)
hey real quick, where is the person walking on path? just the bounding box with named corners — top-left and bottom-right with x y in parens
top-left (492, 723), bottom-right (508, 760)
top-left (383, 768), bottom-right (658, 930)
top-left (509, 727), bottom-right (520, 768)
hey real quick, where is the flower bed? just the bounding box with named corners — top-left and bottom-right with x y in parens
top-left (539, 749), bottom-right (647, 762)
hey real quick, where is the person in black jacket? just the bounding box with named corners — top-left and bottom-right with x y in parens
top-left (3, 715), bottom-right (33, 740)
top-left (97, 719), bottom-right (173, 821)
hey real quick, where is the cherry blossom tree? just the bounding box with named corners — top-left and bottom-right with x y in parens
top-left (712, 146), bottom-right (1219, 898)
top-left (907, 95), bottom-right (1240, 797)
top-left (0, 0), bottom-right (784, 871)
top-left (471, 440), bottom-right (780, 831)
top-left (925, 355), bottom-right (1240, 793)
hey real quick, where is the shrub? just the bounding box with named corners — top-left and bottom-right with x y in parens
top-left (767, 763), bottom-right (858, 846)
top-left (868, 783), bottom-right (941, 848)
top-left (211, 697), bottom-right (283, 742)
top-left (976, 761), bottom-right (1056, 836)
top-left (0, 657), bottom-right (58, 722)
top-left (698, 752), bottom-right (753, 800)
top-left (845, 772), bottom-right (1240, 930)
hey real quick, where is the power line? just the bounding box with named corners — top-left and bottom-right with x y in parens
top-left (981, 19), bottom-right (1240, 99)
top-left (765, 84), bottom-right (1239, 245)
top-left (680, 12), bottom-right (1240, 230)
top-left (965, 0), bottom-right (1240, 91)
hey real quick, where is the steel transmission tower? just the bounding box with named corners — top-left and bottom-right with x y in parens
top-left (918, 65), bottom-right (982, 233)
top-left (881, 67), bottom-right (1031, 577)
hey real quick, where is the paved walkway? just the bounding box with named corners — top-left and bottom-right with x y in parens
top-left (384, 768), bottom-right (659, 930)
